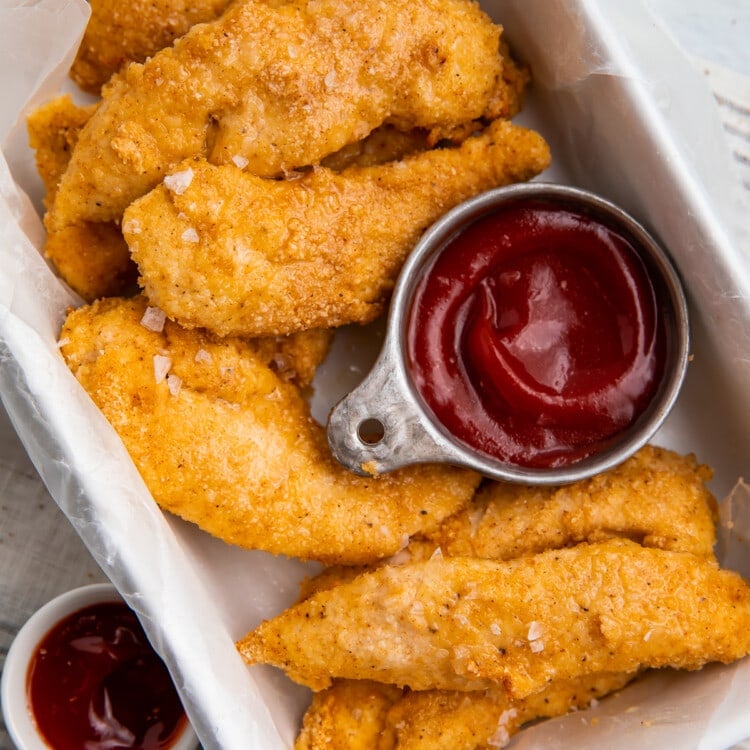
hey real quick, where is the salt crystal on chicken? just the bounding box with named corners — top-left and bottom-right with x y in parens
top-left (153, 354), bottom-right (171, 384)
top-left (181, 227), bottom-right (200, 243)
top-left (487, 708), bottom-right (518, 748)
top-left (140, 306), bottom-right (166, 332)
top-left (232, 155), bottom-right (249, 169)
top-left (164, 168), bottom-right (194, 195)
top-left (122, 218), bottom-right (141, 235)
top-left (527, 621), bottom-right (544, 641)
top-left (194, 348), bottom-right (213, 364)
top-left (167, 373), bottom-right (182, 397)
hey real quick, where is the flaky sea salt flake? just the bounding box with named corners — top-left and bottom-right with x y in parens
top-left (122, 218), bottom-right (141, 235)
top-left (231, 154), bottom-right (249, 169)
top-left (167, 373), bottom-right (182, 397)
top-left (527, 621), bottom-right (544, 641)
top-left (153, 354), bottom-right (171, 383)
top-left (140, 306), bottom-right (166, 332)
top-left (164, 168), bottom-right (194, 194)
top-left (487, 708), bottom-right (518, 748)
top-left (181, 227), bottom-right (200, 243)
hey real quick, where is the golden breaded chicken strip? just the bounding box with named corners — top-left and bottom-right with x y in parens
top-left (60, 297), bottom-right (479, 564)
top-left (26, 96), bottom-right (135, 299)
top-left (385, 672), bottom-right (636, 750)
top-left (427, 444), bottom-right (717, 560)
top-left (295, 672), bottom-right (633, 750)
top-left (43, 223), bottom-right (136, 301)
top-left (296, 541), bottom-right (439, 600)
top-left (319, 37), bottom-right (529, 172)
top-left (124, 120), bottom-right (550, 337)
top-left (295, 680), bottom-right (403, 750)
top-left (26, 95), bottom-right (97, 208)
top-left (298, 445), bottom-right (718, 597)
top-left (71, 0), bottom-right (231, 94)
top-left (238, 540), bottom-right (750, 692)
top-left (49, 0), bottom-right (512, 229)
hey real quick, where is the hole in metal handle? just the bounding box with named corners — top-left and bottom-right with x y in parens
top-left (357, 418), bottom-right (385, 446)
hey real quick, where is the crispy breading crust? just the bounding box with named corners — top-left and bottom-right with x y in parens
top-left (295, 680), bottom-right (403, 750)
top-left (124, 119), bottom-right (550, 337)
top-left (71, 0), bottom-right (230, 94)
top-left (26, 95), bottom-right (97, 208)
top-left (426, 444), bottom-right (717, 559)
top-left (238, 540), bottom-right (750, 692)
top-left (60, 297), bottom-right (479, 564)
top-left (296, 669), bottom-right (635, 750)
top-left (26, 96), bottom-right (135, 299)
top-left (42, 222), bottom-right (136, 301)
top-left (386, 672), bottom-right (637, 750)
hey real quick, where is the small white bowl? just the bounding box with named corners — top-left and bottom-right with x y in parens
top-left (2, 583), bottom-right (198, 750)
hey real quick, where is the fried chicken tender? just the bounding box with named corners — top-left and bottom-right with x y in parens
top-left (426, 444), bottom-right (718, 559)
top-left (384, 672), bottom-right (637, 750)
top-left (124, 119), bottom-right (550, 337)
top-left (43, 222), bottom-right (137, 300)
top-left (48, 0), bottom-right (515, 230)
top-left (60, 297), bottom-right (479, 564)
top-left (26, 95), bottom-right (97, 208)
top-left (318, 37), bottom-right (529, 172)
top-left (295, 673), bottom-right (634, 750)
top-left (26, 95), bottom-right (135, 299)
top-left (295, 681), bottom-right (403, 750)
top-left (238, 540), bottom-right (750, 692)
top-left (71, 0), bottom-right (231, 94)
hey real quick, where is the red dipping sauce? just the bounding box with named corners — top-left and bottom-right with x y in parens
top-left (26, 601), bottom-right (188, 750)
top-left (407, 199), bottom-right (667, 468)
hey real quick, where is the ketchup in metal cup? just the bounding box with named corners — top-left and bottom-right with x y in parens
top-left (26, 601), bottom-right (187, 750)
top-left (406, 198), bottom-right (667, 469)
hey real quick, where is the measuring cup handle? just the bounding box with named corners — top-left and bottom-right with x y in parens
top-left (326, 351), bottom-right (447, 476)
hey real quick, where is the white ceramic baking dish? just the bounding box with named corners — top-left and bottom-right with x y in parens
top-left (1, 1), bottom-right (749, 747)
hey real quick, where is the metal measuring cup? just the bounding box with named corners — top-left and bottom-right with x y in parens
top-left (326, 183), bottom-right (689, 485)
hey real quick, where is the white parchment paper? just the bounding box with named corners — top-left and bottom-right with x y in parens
top-left (1, 1), bottom-right (749, 748)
